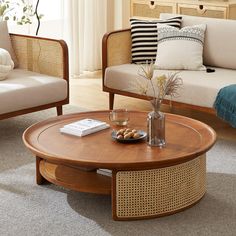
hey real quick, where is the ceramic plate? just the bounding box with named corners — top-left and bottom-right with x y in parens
top-left (111, 130), bottom-right (147, 143)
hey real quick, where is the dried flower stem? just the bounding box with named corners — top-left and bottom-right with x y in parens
top-left (138, 62), bottom-right (183, 104)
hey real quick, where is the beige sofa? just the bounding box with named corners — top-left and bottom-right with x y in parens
top-left (102, 14), bottom-right (236, 114)
top-left (0, 34), bottom-right (69, 120)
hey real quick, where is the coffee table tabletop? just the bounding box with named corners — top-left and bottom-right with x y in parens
top-left (23, 110), bottom-right (216, 169)
top-left (23, 110), bottom-right (216, 221)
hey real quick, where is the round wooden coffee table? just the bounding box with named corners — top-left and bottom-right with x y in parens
top-left (23, 111), bottom-right (216, 220)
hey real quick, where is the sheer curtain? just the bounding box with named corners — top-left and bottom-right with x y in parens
top-left (63, 0), bottom-right (108, 78)
top-left (62, 0), bottom-right (130, 78)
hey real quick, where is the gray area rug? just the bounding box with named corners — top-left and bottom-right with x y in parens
top-left (0, 105), bottom-right (236, 236)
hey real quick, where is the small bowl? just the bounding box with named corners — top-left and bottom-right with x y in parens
top-left (111, 130), bottom-right (147, 143)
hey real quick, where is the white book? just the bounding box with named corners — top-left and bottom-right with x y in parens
top-left (64, 119), bottom-right (106, 132)
top-left (60, 124), bottom-right (110, 137)
top-left (62, 123), bottom-right (108, 135)
top-left (96, 169), bottom-right (112, 177)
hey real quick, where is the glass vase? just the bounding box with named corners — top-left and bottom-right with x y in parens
top-left (147, 99), bottom-right (166, 147)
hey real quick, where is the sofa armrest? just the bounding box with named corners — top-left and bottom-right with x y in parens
top-left (10, 34), bottom-right (69, 82)
top-left (102, 29), bottom-right (132, 78)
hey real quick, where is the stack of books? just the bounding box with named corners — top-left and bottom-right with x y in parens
top-left (60, 118), bottom-right (110, 137)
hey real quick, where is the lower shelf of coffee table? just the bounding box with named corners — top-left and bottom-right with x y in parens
top-left (39, 154), bottom-right (206, 221)
top-left (39, 160), bottom-right (111, 195)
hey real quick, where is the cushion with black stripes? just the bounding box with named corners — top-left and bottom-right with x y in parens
top-left (130, 17), bottom-right (182, 64)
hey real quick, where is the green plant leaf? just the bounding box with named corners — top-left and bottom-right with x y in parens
top-left (0, 0), bottom-right (43, 26)
top-left (0, 5), bottom-right (7, 16)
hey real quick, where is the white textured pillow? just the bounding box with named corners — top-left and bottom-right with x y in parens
top-left (155, 24), bottom-right (206, 70)
top-left (0, 48), bottom-right (14, 81)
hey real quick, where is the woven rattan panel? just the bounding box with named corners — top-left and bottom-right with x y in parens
top-left (133, 3), bottom-right (173, 18)
top-left (179, 8), bottom-right (225, 18)
top-left (11, 36), bottom-right (64, 78)
top-left (107, 32), bottom-right (132, 67)
top-left (115, 155), bottom-right (206, 218)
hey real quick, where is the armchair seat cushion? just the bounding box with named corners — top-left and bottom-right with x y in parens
top-left (0, 69), bottom-right (67, 115)
top-left (105, 64), bottom-right (236, 108)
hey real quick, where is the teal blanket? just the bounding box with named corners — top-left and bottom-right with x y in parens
top-left (214, 84), bottom-right (236, 128)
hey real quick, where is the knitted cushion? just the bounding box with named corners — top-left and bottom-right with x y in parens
top-left (0, 21), bottom-right (18, 68)
top-left (0, 48), bottom-right (14, 81)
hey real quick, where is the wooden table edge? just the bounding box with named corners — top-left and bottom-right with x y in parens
top-left (22, 110), bottom-right (217, 169)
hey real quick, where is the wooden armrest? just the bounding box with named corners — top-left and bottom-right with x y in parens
top-left (10, 34), bottom-right (69, 82)
top-left (102, 29), bottom-right (132, 78)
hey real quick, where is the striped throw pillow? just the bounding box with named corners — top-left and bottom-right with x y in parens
top-left (130, 17), bottom-right (182, 64)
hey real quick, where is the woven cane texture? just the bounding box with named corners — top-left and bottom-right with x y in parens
top-left (179, 7), bottom-right (225, 19)
top-left (115, 155), bottom-right (206, 218)
top-left (107, 31), bottom-right (132, 67)
top-left (10, 35), bottom-right (64, 78)
top-left (132, 2), bottom-right (173, 18)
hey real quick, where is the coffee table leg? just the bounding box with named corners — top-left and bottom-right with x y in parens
top-left (36, 156), bottom-right (47, 185)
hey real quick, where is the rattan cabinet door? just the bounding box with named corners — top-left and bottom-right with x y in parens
top-left (178, 3), bottom-right (228, 19)
top-left (131, 0), bottom-right (176, 18)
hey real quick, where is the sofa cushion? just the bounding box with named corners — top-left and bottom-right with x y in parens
top-left (0, 21), bottom-right (18, 68)
top-left (0, 48), bottom-right (14, 80)
top-left (0, 69), bottom-right (67, 115)
top-left (160, 13), bottom-right (236, 70)
top-left (155, 24), bottom-right (206, 70)
top-left (130, 17), bottom-right (182, 64)
top-left (105, 64), bottom-right (236, 108)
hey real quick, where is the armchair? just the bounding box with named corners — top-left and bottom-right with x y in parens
top-left (0, 34), bottom-right (69, 120)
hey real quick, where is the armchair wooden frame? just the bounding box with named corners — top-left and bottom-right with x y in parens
top-left (0, 34), bottom-right (69, 121)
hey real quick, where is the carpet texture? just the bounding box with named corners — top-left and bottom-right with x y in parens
top-left (0, 106), bottom-right (236, 236)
